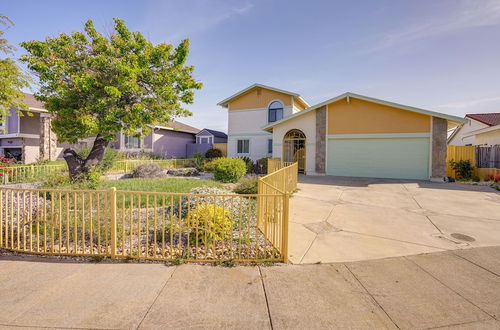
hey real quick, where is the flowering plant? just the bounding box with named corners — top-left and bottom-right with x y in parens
top-left (486, 173), bottom-right (495, 181)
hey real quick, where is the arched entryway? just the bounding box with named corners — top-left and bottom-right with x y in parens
top-left (283, 129), bottom-right (306, 173)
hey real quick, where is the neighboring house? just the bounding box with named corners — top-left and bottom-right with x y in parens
top-left (219, 84), bottom-right (466, 180)
top-left (111, 121), bottom-right (199, 158)
top-left (186, 128), bottom-right (228, 157)
top-left (3, 93), bottom-right (200, 162)
top-left (217, 84), bottom-right (310, 161)
top-left (448, 113), bottom-right (500, 146)
top-left (0, 93), bottom-right (61, 163)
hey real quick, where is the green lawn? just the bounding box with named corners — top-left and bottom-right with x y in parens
top-left (99, 177), bottom-right (222, 193)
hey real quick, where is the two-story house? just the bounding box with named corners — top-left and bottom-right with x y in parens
top-left (219, 84), bottom-right (466, 180)
top-left (217, 84), bottom-right (309, 161)
top-left (0, 93), bottom-right (60, 163)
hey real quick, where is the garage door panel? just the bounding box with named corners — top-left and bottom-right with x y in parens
top-left (327, 137), bottom-right (429, 180)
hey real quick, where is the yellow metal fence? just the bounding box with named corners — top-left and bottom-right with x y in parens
top-left (267, 158), bottom-right (295, 174)
top-left (257, 161), bottom-right (298, 263)
top-left (0, 187), bottom-right (286, 262)
top-left (0, 164), bottom-right (67, 185)
top-left (109, 159), bottom-right (197, 174)
top-left (0, 159), bottom-right (198, 184)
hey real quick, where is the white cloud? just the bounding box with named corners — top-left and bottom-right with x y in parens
top-left (159, 1), bottom-right (254, 41)
top-left (434, 96), bottom-right (500, 110)
top-left (366, 0), bottom-right (500, 52)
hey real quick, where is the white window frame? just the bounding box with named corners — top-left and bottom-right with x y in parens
top-left (237, 139), bottom-right (250, 154)
top-left (124, 134), bottom-right (142, 149)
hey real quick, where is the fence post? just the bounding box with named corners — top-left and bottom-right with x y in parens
top-left (125, 162), bottom-right (128, 173)
top-left (110, 187), bottom-right (117, 259)
top-left (282, 193), bottom-right (289, 264)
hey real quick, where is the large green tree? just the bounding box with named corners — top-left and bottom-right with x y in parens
top-left (21, 18), bottom-right (201, 180)
top-left (0, 15), bottom-right (30, 128)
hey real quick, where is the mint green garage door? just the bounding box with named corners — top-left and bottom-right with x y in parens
top-left (327, 136), bottom-right (430, 180)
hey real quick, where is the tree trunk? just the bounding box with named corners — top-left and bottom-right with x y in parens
top-left (63, 134), bottom-right (109, 181)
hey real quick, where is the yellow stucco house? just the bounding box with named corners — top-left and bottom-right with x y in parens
top-left (218, 84), bottom-right (466, 181)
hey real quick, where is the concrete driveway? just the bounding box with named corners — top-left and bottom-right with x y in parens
top-left (289, 175), bottom-right (500, 264)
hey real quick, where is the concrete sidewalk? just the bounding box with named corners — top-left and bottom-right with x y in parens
top-left (1, 246), bottom-right (500, 329)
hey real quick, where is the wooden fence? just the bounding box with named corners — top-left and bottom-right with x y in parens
top-left (212, 143), bottom-right (227, 157)
top-left (446, 145), bottom-right (500, 180)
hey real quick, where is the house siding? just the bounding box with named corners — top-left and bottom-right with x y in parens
top-left (327, 98), bottom-right (431, 134)
top-left (153, 130), bottom-right (195, 158)
top-left (20, 111), bottom-right (40, 135)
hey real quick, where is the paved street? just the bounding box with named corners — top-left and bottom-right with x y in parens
top-left (1, 246), bottom-right (500, 329)
top-left (290, 176), bottom-right (500, 264)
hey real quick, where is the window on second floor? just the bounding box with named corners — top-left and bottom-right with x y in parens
top-left (237, 139), bottom-right (249, 154)
top-left (268, 139), bottom-right (273, 154)
top-left (268, 101), bottom-right (284, 123)
top-left (124, 135), bottom-right (141, 149)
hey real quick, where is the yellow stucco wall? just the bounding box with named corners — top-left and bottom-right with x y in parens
top-left (228, 87), bottom-right (292, 110)
top-left (475, 129), bottom-right (500, 145)
top-left (293, 99), bottom-right (307, 111)
top-left (327, 97), bottom-right (431, 134)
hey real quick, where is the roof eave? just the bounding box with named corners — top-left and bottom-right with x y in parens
top-left (262, 92), bottom-right (467, 130)
top-left (217, 83), bottom-right (302, 108)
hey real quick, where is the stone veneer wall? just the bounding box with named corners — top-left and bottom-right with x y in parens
top-left (39, 114), bottom-right (58, 161)
top-left (431, 117), bottom-right (447, 179)
top-left (315, 106), bottom-right (326, 174)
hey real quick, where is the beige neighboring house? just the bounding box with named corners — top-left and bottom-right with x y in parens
top-left (0, 93), bottom-right (62, 163)
top-left (448, 113), bottom-right (500, 146)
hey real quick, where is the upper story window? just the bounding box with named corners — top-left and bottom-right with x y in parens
top-left (268, 101), bottom-right (284, 123)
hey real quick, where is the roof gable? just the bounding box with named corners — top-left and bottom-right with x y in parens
top-left (465, 113), bottom-right (500, 126)
top-left (263, 92), bottom-right (467, 131)
top-left (217, 83), bottom-right (309, 108)
top-left (198, 128), bottom-right (227, 138)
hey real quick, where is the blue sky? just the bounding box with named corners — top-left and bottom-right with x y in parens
top-left (3, 0), bottom-right (500, 131)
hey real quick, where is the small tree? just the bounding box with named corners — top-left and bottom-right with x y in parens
top-left (449, 159), bottom-right (474, 180)
top-left (21, 18), bottom-right (201, 181)
top-left (0, 15), bottom-right (30, 126)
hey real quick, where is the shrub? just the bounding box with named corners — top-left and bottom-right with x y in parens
top-left (175, 186), bottom-right (254, 221)
top-left (496, 175), bottom-right (500, 183)
top-left (77, 146), bottom-right (119, 173)
top-left (192, 152), bottom-right (205, 170)
top-left (256, 157), bottom-right (269, 174)
top-left (212, 158), bottom-right (246, 183)
top-left (233, 176), bottom-right (258, 194)
top-left (449, 160), bottom-right (474, 180)
top-left (41, 171), bottom-right (70, 189)
top-left (239, 156), bottom-right (254, 174)
top-left (205, 148), bottom-right (223, 159)
top-left (120, 150), bottom-right (163, 160)
top-left (166, 167), bottom-right (199, 176)
top-left (187, 204), bottom-right (233, 245)
top-left (487, 173), bottom-right (495, 181)
top-left (131, 163), bottom-right (165, 178)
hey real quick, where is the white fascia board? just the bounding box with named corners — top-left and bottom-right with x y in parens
top-left (217, 83), bottom-right (302, 107)
top-left (462, 124), bottom-right (500, 137)
top-left (262, 92), bottom-right (467, 131)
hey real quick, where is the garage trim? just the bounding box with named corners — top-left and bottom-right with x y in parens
top-left (326, 133), bottom-right (431, 180)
